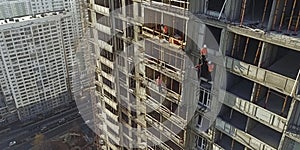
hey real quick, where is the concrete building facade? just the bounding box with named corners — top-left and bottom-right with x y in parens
top-left (86, 0), bottom-right (300, 149)
top-left (0, 11), bottom-right (76, 124)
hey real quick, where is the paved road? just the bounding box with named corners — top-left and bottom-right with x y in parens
top-left (8, 117), bottom-right (85, 150)
top-left (0, 107), bottom-right (79, 149)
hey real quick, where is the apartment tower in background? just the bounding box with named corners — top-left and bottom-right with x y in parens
top-left (0, 0), bottom-right (82, 126)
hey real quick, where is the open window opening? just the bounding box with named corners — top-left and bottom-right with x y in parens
top-left (247, 118), bottom-right (282, 148)
top-left (261, 45), bottom-right (300, 79)
top-left (125, 0), bottom-right (133, 18)
top-left (271, 0), bottom-right (300, 34)
top-left (214, 131), bottom-right (245, 150)
top-left (287, 101), bottom-right (300, 135)
top-left (218, 105), bottom-right (247, 131)
top-left (240, 0), bottom-right (272, 28)
top-left (96, 13), bottom-right (111, 27)
top-left (95, 0), bottom-right (109, 7)
top-left (225, 72), bottom-right (253, 101)
top-left (205, 25), bottom-right (222, 48)
top-left (253, 84), bottom-right (292, 117)
top-left (226, 33), bottom-right (262, 65)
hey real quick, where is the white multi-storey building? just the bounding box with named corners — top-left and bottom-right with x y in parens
top-left (0, 10), bottom-right (80, 124)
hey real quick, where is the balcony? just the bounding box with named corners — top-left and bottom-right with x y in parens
top-left (213, 143), bottom-right (225, 150)
top-left (106, 131), bottom-right (120, 146)
top-left (142, 27), bottom-right (186, 50)
top-left (145, 87), bottom-right (186, 129)
top-left (102, 84), bottom-right (116, 97)
top-left (247, 118), bottom-right (282, 149)
top-left (105, 117), bottom-right (119, 134)
top-left (98, 40), bottom-right (113, 53)
top-left (215, 118), bottom-right (276, 150)
top-left (145, 130), bottom-right (172, 150)
top-left (135, 114), bottom-right (146, 127)
top-left (225, 56), bottom-right (297, 96)
top-left (94, 4), bottom-right (109, 15)
top-left (104, 108), bottom-right (118, 122)
top-left (227, 26), bottom-right (300, 52)
top-left (146, 114), bottom-right (184, 147)
top-left (143, 0), bottom-right (189, 16)
top-left (144, 58), bottom-right (183, 82)
top-left (99, 55), bottom-right (114, 69)
top-left (101, 71), bottom-right (114, 82)
top-left (222, 90), bottom-right (287, 132)
top-left (103, 96), bottom-right (117, 110)
top-left (95, 23), bottom-right (111, 35)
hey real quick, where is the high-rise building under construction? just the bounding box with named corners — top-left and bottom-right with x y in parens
top-left (85, 0), bottom-right (300, 149)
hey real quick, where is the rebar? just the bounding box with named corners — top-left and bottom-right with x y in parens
top-left (254, 41), bottom-right (262, 65)
top-left (288, 0), bottom-right (297, 31)
top-left (272, 0), bottom-right (281, 30)
top-left (294, 10), bottom-right (300, 33)
top-left (242, 37), bottom-right (250, 60)
top-left (281, 96), bottom-right (288, 115)
top-left (240, 0), bottom-right (247, 26)
top-left (231, 34), bottom-right (238, 57)
top-left (279, 0), bottom-right (288, 31)
top-left (254, 84), bottom-right (261, 103)
top-left (264, 89), bottom-right (270, 108)
top-left (261, 0), bottom-right (269, 25)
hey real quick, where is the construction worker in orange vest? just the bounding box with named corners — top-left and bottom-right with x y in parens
top-left (156, 76), bottom-right (163, 92)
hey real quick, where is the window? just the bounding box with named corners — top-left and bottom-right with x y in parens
top-left (96, 13), bottom-right (111, 27)
top-left (98, 31), bottom-right (112, 43)
top-left (117, 55), bottom-right (125, 67)
top-left (197, 115), bottom-right (203, 127)
top-left (198, 87), bottom-right (211, 108)
top-left (95, 0), bottom-right (109, 7)
top-left (100, 49), bottom-right (114, 61)
top-left (125, 0), bottom-right (133, 17)
top-left (115, 36), bottom-right (123, 51)
top-left (197, 136), bottom-right (207, 150)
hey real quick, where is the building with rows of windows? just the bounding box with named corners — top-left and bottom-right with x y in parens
top-left (0, 8), bottom-right (81, 125)
top-left (85, 0), bottom-right (300, 149)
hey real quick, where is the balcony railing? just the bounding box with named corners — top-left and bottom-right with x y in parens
top-left (225, 56), bottom-right (297, 96)
top-left (101, 71), bottom-right (114, 83)
top-left (222, 90), bottom-right (287, 132)
top-left (102, 83), bottom-right (116, 97)
top-left (145, 92), bottom-right (186, 129)
top-left (99, 55), bottom-right (114, 69)
top-left (216, 118), bottom-right (276, 150)
top-left (103, 96), bottom-right (117, 110)
top-left (105, 117), bottom-right (119, 134)
top-left (146, 114), bottom-right (184, 147)
top-left (145, 130), bottom-right (172, 150)
top-left (142, 26), bottom-right (186, 50)
top-left (212, 143), bottom-right (225, 150)
top-left (94, 4), bottom-right (109, 15)
top-left (143, 0), bottom-right (189, 16)
top-left (144, 58), bottom-right (183, 82)
top-left (95, 23), bottom-right (111, 35)
top-left (104, 108), bottom-right (118, 122)
top-left (98, 40), bottom-right (113, 53)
